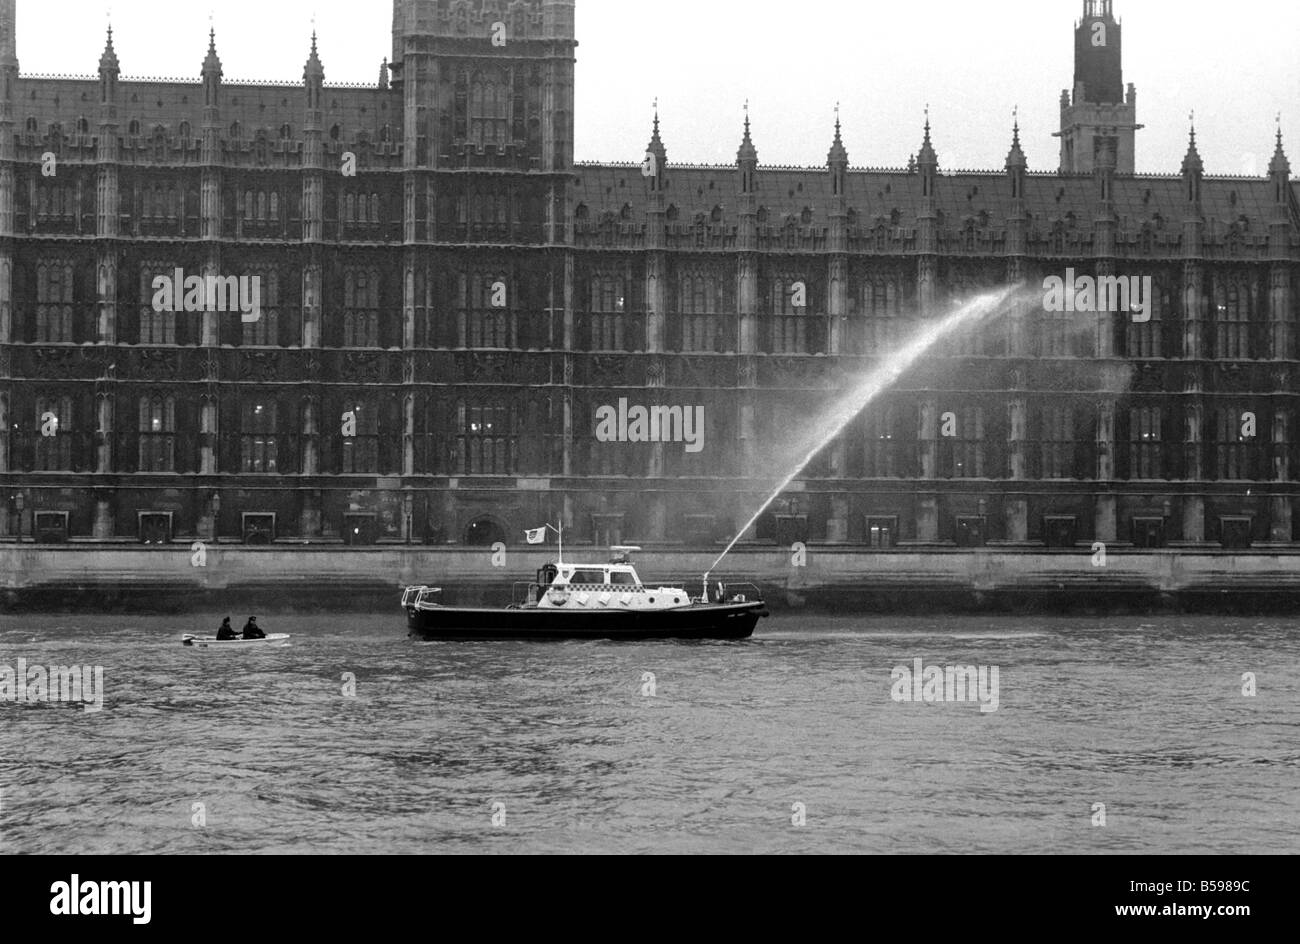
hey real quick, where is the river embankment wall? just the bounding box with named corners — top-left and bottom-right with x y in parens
top-left (3, 545), bottom-right (1300, 613)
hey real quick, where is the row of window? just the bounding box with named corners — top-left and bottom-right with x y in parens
top-left (11, 397), bottom-right (1291, 482)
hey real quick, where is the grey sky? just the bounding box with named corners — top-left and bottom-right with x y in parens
top-left (15, 0), bottom-right (1298, 175)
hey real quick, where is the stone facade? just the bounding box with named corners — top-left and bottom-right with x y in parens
top-left (0, 0), bottom-right (1296, 553)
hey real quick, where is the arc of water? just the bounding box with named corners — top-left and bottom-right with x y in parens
top-left (704, 285), bottom-right (1021, 592)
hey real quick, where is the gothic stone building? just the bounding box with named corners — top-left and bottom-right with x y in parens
top-left (0, 0), bottom-right (1296, 553)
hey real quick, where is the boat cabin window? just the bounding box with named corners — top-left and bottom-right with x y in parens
top-left (609, 570), bottom-right (637, 586)
top-left (569, 568), bottom-right (607, 585)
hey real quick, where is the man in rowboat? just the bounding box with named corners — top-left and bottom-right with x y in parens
top-left (242, 616), bottom-right (266, 640)
top-left (216, 617), bottom-right (237, 641)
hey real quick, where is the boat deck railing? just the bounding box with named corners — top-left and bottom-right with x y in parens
top-left (401, 585), bottom-right (442, 609)
top-left (716, 582), bottom-right (763, 604)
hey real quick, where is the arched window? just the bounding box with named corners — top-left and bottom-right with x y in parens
top-left (35, 259), bottom-right (75, 342)
top-left (138, 395), bottom-right (176, 471)
top-left (343, 266), bottom-right (380, 347)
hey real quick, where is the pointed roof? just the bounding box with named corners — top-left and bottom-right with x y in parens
top-left (1269, 125), bottom-right (1291, 178)
top-left (917, 110), bottom-right (937, 168)
top-left (304, 31), bottom-right (324, 81)
top-left (737, 105), bottom-right (757, 165)
top-left (827, 105), bottom-right (848, 166)
top-left (99, 24), bottom-right (119, 73)
top-left (1005, 114), bottom-right (1026, 170)
top-left (1181, 119), bottom-right (1204, 177)
top-left (647, 102), bottom-right (666, 161)
top-left (202, 28), bottom-right (222, 76)
top-left (379, 57), bottom-right (390, 90)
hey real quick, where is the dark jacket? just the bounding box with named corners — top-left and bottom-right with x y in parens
top-left (242, 620), bottom-right (266, 639)
top-left (216, 621), bottom-right (237, 641)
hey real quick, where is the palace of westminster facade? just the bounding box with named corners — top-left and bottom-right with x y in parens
top-left (0, 0), bottom-right (1296, 552)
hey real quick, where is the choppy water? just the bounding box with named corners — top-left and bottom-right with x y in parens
top-left (0, 613), bottom-right (1297, 854)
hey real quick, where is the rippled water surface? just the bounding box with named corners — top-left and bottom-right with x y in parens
top-left (1, 613), bottom-right (1297, 854)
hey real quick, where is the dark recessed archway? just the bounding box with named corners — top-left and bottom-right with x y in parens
top-left (464, 517), bottom-right (506, 547)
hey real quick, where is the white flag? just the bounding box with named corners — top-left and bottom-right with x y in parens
top-left (524, 527), bottom-right (546, 545)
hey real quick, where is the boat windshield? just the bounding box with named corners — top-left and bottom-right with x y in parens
top-left (569, 568), bottom-right (607, 585)
top-left (609, 571), bottom-right (637, 586)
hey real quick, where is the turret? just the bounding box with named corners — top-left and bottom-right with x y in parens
top-left (1056, 0), bottom-right (1142, 173)
top-left (646, 107), bottom-right (668, 194)
top-left (304, 32), bottom-right (324, 126)
top-left (1181, 118), bottom-right (1203, 208)
top-left (1074, 0), bottom-right (1123, 105)
top-left (737, 105), bottom-right (757, 195)
top-left (1269, 124), bottom-right (1292, 211)
top-left (917, 111), bottom-right (938, 199)
top-left (827, 106), bottom-right (848, 197)
top-left (1005, 113), bottom-right (1027, 200)
top-left (201, 28), bottom-right (223, 117)
top-left (98, 25), bottom-right (120, 114)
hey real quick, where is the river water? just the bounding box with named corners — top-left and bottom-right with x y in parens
top-left (0, 612), bottom-right (1296, 854)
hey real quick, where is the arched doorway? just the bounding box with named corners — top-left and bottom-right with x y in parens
top-left (464, 516), bottom-right (507, 547)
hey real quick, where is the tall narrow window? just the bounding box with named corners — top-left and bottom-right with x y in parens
top-left (138, 395), bottom-right (176, 472)
top-left (861, 276), bottom-right (902, 353)
top-left (139, 266), bottom-right (176, 344)
top-left (344, 267), bottom-right (380, 347)
top-left (588, 274), bottom-right (625, 351)
top-left (1126, 278), bottom-right (1165, 358)
top-left (456, 401), bottom-right (515, 475)
top-left (1214, 406), bottom-right (1253, 480)
top-left (36, 260), bottom-right (74, 342)
top-left (940, 407), bottom-right (984, 479)
top-left (458, 272), bottom-right (510, 348)
top-left (341, 399), bottom-right (379, 473)
top-left (863, 406), bottom-right (901, 478)
top-left (34, 396), bottom-right (74, 470)
top-left (1129, 406), bottom-right (1162, 480)
top-left (678, 271), bottom-right (722, 352)
top-left (240, 400), bottom-right (278, 473)
top-left (769, 276), bottom-right (808, 354)
top-left (242, 269), bottom-right (279, 346)
top-left (1214, 275), bottom-right (1252, 359)
top-left (469, 76), bottom-right (508, 149)
top-left (1039, 406), bottom-right (1075, 479)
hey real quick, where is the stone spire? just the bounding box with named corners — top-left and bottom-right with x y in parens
top-left (827, 104), bottom-right (848, 166)
top-left (201, 27), bottom-right (223, 115)
top-left (827, 104), bottom-right (848, 198)
top-left (1180, 116), bottom-right (1204, 177)
top-left (737, 102), bottom-right (757, 165)
top-left (99, 24), bottom-right (120, 110)
top-left (304, 30), bottom-right (324, 82)
top-left (1005, 111), bottom-right (1026, 170)
top-left (917, 108), bottom-right (938, 169)
top-left (1269, 121), bottom-right (1291, 179)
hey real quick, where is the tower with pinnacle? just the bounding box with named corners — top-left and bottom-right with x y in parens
top-left (1056, 0), bottom-right (1143, 173)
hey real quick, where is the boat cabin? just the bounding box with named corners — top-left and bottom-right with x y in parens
top-left (530, 546), bottom-right (692, 611)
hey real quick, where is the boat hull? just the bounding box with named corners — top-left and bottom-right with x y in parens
top-left (182, 633), bottom-right (291, 648)
top-left (406, 601), bottom-right (767, 641)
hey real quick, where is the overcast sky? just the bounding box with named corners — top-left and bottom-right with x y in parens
top-left (15, 0), bottom-right (1298, 175)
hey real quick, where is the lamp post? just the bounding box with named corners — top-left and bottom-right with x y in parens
top-left (14, 491), bottom-right (23, 543)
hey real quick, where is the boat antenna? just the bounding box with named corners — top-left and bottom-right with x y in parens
top-left (548, 521), bottom-right (564, 566)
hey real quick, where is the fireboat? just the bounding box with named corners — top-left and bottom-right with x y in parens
top-left (402, 546), bottom-right (767, 641)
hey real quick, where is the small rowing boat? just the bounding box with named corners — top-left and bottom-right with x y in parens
top-left (181, 633), bottom-right (291, 648)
